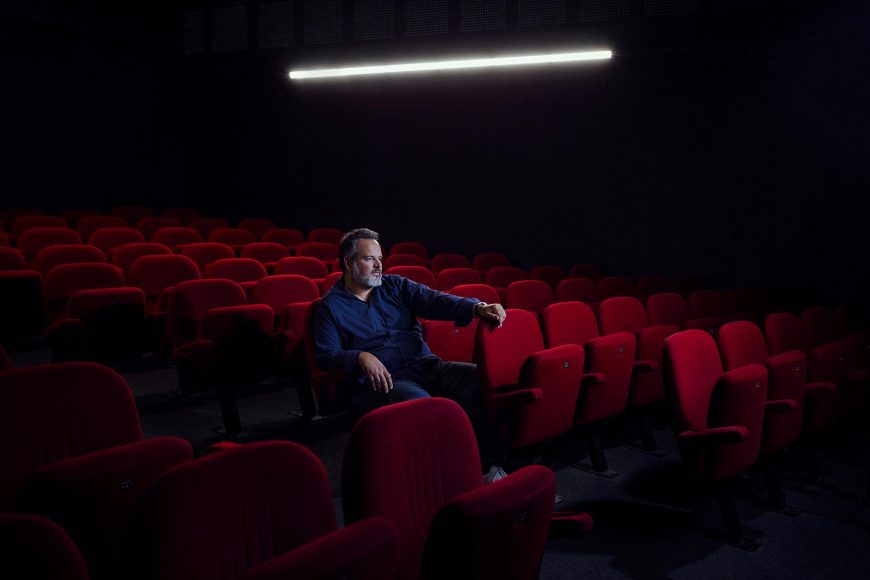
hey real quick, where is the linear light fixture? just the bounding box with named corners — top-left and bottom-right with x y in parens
top-left (289, 50), bottom-right (612, 80)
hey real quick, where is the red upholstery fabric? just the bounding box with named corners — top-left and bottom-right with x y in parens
top-left (61, 209), bottom-right (102, 226)
top-left (529, 265), bottom-right (566, 289)
top-left (555, 277), bottom-right (600, 304)
top-left (666, 330), bottom-right (768, 480)
top-left (448, 283), bottom-right (500, 305)
top-left (241, 242), bottom-right (290, 265)
top-left (88, 227), bottom-right (146, 254)
top-left (296, 242), bottom-right (339, 261)
top-left (420, 465), bottom-right (556, 580)
top-left (127, 254), bottom-right (200, 315)
top-left (21, 437), bottom-right (192, 580)
top-left (390, 241), bottom-right (429, 259)
top-left (130, 441), bottom-right (337, 580)
top-left (422, 319), bottom-right (478, 363)
top-left (274, 256), bottom-right (329, 278)
top-left (11, 215), bottom-right (67, 236)
top-left (598, 296), bottom-right (651, 336)
top-left (161, 208), bottom-right (202, 225)
top-left (646, 292), bottom-right (690, 327)
top-left (203, 258), bottom-right (267, 283)
top-left (0, 362), bottom-right (143, 509)
top-left (431, 253), bottom-right (471, 272)
top-left (382, 254), bottom-right (428, 269)
top-left (111, 243), bottom-right (171, 272)
top-left (242, 517), bottom-right (398, 580)
top-left (110, 206), bottom-right (152, 226)
top-left (151, 226), bottom-right (203, 249)
top-left (68, 287), bottom-right (144, 319)
top-left (436, 267), bottom-right (482, 290)
top-left (718, 321), bottom-right (805, 452)
top-left (385, 265), bottom-right (437, 288)
top-left (472, 252), bottom-right (510, 272)
top-left (319, 271), bottom-right (342, 295)
top-left (598, 276), bottom-right (636, 299)
top-left (43, 263), bottom-right (125, 324)
top-left (251, 275), bottom-right (320, 317)
top-left (180, 242), bottom-right (235, 271)
top-left (135, 217), bottom-right (181, 240)
top-left (0, 247), bottom-right (27, 271)
top-left (18, 227), bottom-right (82, 262)
top-left (76, 216), bottom-right (126, 240)
top-left (208, 227), bottom-right (257, 247)
top-left (238, 218), bottom-right (278, 240)
top-left (189, 218), bottom-right (231, 240)
top-left (0, 513), bottom-right (90, 580)
top-left (262, 228), bottom-right (305, 249)
top-left (504, 279), bottom-right (554, 313)
top-left (307, 227), bottom-right (344, 244)
top-left (166, 279), bottom-right (247, 348)
top-left (484, 266), bottom-right (526, 289)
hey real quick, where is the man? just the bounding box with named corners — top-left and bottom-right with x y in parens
top-left (312, 228), bottom-right (506, 475)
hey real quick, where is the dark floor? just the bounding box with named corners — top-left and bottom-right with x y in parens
top-left (11, 347), bottom-right (870, 579)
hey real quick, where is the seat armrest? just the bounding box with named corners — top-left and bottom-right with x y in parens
top-left (678, 425), bottom-right (750, 448)
top-left (487, 388), bottom-right (544, 412)
top-left (581, 372), bottom-right (606, 385)
top-left (633, 359), bottom-right (658, 373)
top-left (765, 398), bottom-right (798, 416)
top-left (806, 381), bottom-right (837, 395)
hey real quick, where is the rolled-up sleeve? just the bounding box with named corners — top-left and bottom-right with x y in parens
top-left (312, 302), bottom-right (361, 375)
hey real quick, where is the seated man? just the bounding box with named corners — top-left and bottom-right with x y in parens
top-left (313, 228), bottom-right (506, 473)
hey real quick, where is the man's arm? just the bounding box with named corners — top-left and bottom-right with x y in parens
top-left (399, 276), bottom-right (506, 329)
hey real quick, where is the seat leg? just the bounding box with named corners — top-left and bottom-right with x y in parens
top-left (716, 488), bottom-right (761, 551)
top-left (573, 432), bottom-right (618, 478)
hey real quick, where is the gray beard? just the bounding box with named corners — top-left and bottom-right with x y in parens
top-left (351, 264), bottom-right (383, 288)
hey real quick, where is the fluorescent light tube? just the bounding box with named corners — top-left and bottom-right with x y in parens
top-left (289, 50), bottom-right (612, 80)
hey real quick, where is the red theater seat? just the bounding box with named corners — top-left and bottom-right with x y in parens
top-left (189, 218), bottom-right (230, 240)
top-left (135, 216), bottom-right (181, 240)
top-left (431, 253), bottom-right (470, 272)
top-left (208, 227), bottom-right (257, 248)
top-left (88, 227), bottom-right (146, 255)
top-left (385, 265), bottom-right (437, 289)
top-left (34, 244), bottom-right (106, 276)
top-left (11, 215), bottom-right (68, 237)
top-left (180, 242), bottom-right (235, 272)
top-left (472, 252), bottom-right (510, 273)
top-left (319, 271), bottom-right (342, 295)
top-left (436, 267), bottom-right (481, 291)
top-left (76, 216), bottom-right (127, 241)
top-left (61, 209), bottom-right (102, 227)
top-left (687, 289), bottom-right (725, 333)
top-left (598, 276), bottom-right (637, 299)
top-left (307, 227), bottom-right (343, 244)
top-left (382, 254), bottom-right (427, 269)
top-left (504, 279), bottom-right (554, 313)
top-left (18, 227), bottom-right (83, 263)
top-left (166, 278), bottom-right (247, 351)
top-left (529, 265), bottom-right (566, 289)
top-left (296, 242), bottom-right (339, 262)
top-left (262, 228), bottom-right (306, 250)
top-left (110, 205), bottom-right (153, 226)
top-left (484, 265), bottom-right (526, 291)
top-left (111, 243), bottom-right (172, 273)
top-left (274, 256), bottom-right (329, 279)
top-left (449, 283), bottom-right (500, 305)
top-left (637, 275), bottom-right (672, 299)
top-left (43, 263), bottom-right (124, 325)
top-left (127, 254), bottom-right (200, 317)
top-left (238, 218), bottom-right (277, 240)
top-left (1, 208), bottom-right (43, 230)
top-left (422, 319), bottom-right (478, 363)
top-left (203, 257), bottom-right (267, 285)
top-left (0, 513), bottom-right (90, 580)
top-left (555, 277), bottom-right (600, 305)
top-left (0, 247), bottom-right (27, 271)
top-left (240, 242), bottom-right (290, 268)
top-left (390, 241), bottom-right (429, 259)
top-left (151, 226), bottom-right (203, 250)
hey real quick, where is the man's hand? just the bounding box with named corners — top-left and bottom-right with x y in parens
top-left (359, 351), bottom-right (393, 393)
top-left (476, 303), bottom-right (507, 330)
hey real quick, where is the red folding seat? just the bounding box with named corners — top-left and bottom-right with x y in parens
top-left (0, 270), bottom-right (44, 341)
top-left (127, 254), bottom-right (200, 317)
top-left (262, 227), bottom-right (306, 250)
top-left (151, 226), bottom-right (203, 250)
top-left (189, 217), bottom-right (230, 240)
top-left (87, 227), bottom-right (146, 256)
top-left (646, 292), bottom-right (690, 327)
top-left (476, 309), bottom-right (586, 448)
top-left (484, 265), bottom-right (526, 290)
top-left (274, 256), bottom-right (329, 279)
top-left (203, 257), bottom-right (267, 284)
top-left (61, 209), bottom-right (102, 227)
top-left (240, 241), bottom-right (289, 269)
top-left (110, 205), bottom-right (152, 226)
top-left (0, 514), bottom-right (90, 580)
top-left (390, 241), bottom-right (429, 259)
top-left (555, 277), bottom-right (600, 304)
top-left (307, 227), bottom-right (344, 244)
top-left (529, 265), bottom-right (566, 290)
top-left (802, 306), bottom-right (867, 410)
top-left (129, 441), bottom-right (398, 580)
top-left (382, 253), bottom-right (428, 269)
top-left (0, 247), bottom-right (27, 271)
top-left (665, 329), bottom-right (768, 548)
top-left (718, 321), bottom-right (806, 455)
top-left (296, 241), bottom-right (339, 262)
top-left (725, 287), bottom-right (766, 322)
top-left (598, 276), bottom-right (636, 299)
top-left (111, 242), bottom-right (172, 273)
top-left (637, 275), bottom-right (672, 299)
top-left (252, 274), bottom-right (319, 321)
top-left (504, 279), bottom-right (553, 313)
top-left (343, 398), bottom-right (585, 580)
top-left (568, 263), bottom-right (602, 281)
top-left (11, 215), bottom-right (67, 238)
top-left (436, 267), bottom-right (482, 291)
top-left (687, 289), bottom-right (725, 333)
top-left (1, 208), bottom-right (43, 229)
top-left (135, 216), bottom-right (181, 240)
top-left (208, 227), bottom-right (256, 249)
top-left (34, 244), bottom-right (106, 276)
top-left (238, 218), bottom-right (277, 240)
top-left (18, 227), bottom-right (82, 263)
top-left (765, 312), bottom-right (843, 431)
top-left (42, 263), bottom-right (124, 325)
top-left (76, 216), bottom-right (126, 241)
top-left (161, 207), bottom-right (202, 225)
top-left (540, 301), bottom-right (637, 474)
top-left (165, 278), bottom-right (247, 351)
top-left (301, 299), bottom-right (349, 417)
top-left (421, 319), bottom-right (478, 363)
top-left (385, 265), bottom-right (437, 288)
top-left (431, 252), bottom-right (470, 272)
top-left (472, 252), bottom-right (510, 273)
top-left (180, 242), bottom-right (235, 272)
top-left (597, 296), bottom-right (679, 410)
top-left (319, 271), bottom-right (342, 295)
top-left (448, 283), bottom-right (501, 305)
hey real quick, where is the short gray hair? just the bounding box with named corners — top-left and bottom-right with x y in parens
top-left (338, 228), bottom-right (380, 273)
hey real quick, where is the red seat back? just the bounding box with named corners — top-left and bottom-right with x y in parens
top-left (555, 277), bottom-right (600, 304)
top-left (390, 241), bottom-right (429, 259)
top-left (296, 242), bottom-right (339, 261)
top-left (189, 218), bottom-right (230, 240)
top-left (504, 280), bottom-right (553, 313)
top-left (111, 243), bottom-right (171, 273)
top-left (449, 283), bottom-right (500, 305)
top-left (307, 227), bottom-right (343, 244)
top-left (238, 218), bottom-right (277, 240)
top-left (484, 266), bottom-right (526, 289)
top-left (76, 216), bottom-right (126, 241)
top-left (136, 217), bottom-right (182, 240)
top-left (436, 267), bottom-right (482, 291)
top-left (274, 256), bottom-right (329, 278)
top-left (180, 242), bottom-right (235, 271)
top-left (110, 206), bottom-right (152, 226)
top-left (646, 292), bottom-right (690, 328)
top-left (472, 252), bottom-right (510, 272)
top-left (385, 265), bottom-right (437, 288)
top-left (0, 514), bottom-right (90, 580)
top-left (529, 265), bottom-right (565, 289)
top-left (240, 242), bottom-right (290, 264)
top-left (203, 258), bottom-right (267, 283)
top-left (598, 276), bottom-right (636, 299)
top-left (431, 253), bottom-right (470, 272)
top-left (208, 227), bottom-right (256, 247)
top-left (18, 227), bottom-right (82, 262)
top-left (151, 227), bottom-right (203, 249)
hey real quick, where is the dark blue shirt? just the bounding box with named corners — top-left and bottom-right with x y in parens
top-left (313, 274), bottom-right (478, 383)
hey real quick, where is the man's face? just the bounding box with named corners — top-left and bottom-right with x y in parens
top-left (348, 238), bottom-right (383, 288)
